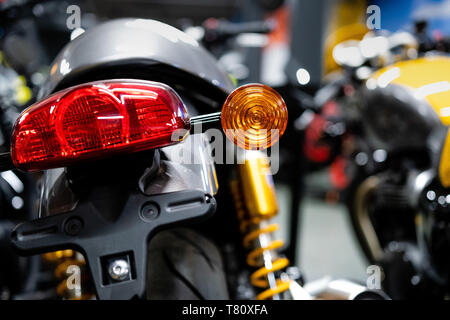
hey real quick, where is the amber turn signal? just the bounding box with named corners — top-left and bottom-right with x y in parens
top-left (221, 84), bottom-right (288, 150)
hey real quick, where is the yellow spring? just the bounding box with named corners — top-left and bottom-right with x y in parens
top-left (43, 250), bottom-right (94, 300)
top-left (242, 223), bottom-right (292, 300)
top-left (232, 180), bottom-right (291, 300)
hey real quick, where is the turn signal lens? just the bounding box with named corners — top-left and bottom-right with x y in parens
top-left (11, 80), bottom-right (190, 171)
top-left (221, 84), bottom-right (287, 150)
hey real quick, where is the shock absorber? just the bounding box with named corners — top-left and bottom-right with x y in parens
top-left (42, 250), bottom-right (94, 300)
top-left (231, 151), bottom-right (292, 300)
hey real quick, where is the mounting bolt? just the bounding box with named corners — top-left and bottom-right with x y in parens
top-left (140, 202), bottom-right (160, 221)
top-left (64, 217), bottom-right (83, 236)
top-left (108, 259), bottom-right (130, 281)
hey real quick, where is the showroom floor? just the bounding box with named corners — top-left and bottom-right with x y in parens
top-left (274, 176), bottom-right (369, 285)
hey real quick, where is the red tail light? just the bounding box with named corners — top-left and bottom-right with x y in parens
top-left (11, 80), bottom-right (190, 171)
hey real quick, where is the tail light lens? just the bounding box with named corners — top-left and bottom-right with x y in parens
top-left (11, 80), bottom-right (190, 171)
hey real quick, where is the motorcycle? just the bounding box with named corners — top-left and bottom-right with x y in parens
top-left (0, 18), bottom-right (300, 300)
top-left (307, 30), bottom-right (450, 299)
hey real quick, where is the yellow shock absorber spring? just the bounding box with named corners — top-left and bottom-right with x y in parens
top-left (242, 222), bottom-right (292, 300)
top-left (231, 163), bottom-right (292, 300)
top-left (42, 250), bottom-right (94, 300)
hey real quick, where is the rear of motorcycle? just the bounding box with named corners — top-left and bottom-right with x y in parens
top-left (9, 79), bottom-right (227, 299)
top-left (2, 19), bottom-right (291, 300)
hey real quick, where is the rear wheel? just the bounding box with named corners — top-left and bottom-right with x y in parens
top-left (146, 228), bottom-right (229, 299)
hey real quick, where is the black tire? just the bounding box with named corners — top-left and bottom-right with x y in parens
top-left (146, 228), bottom-right (229, 300)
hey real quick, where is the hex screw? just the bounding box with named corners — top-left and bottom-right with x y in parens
top-left (140, 202), bottom-right (160, 221)
top-left (108, 259), bottom-right (130, 281)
